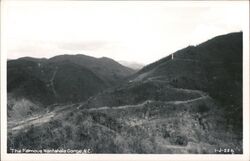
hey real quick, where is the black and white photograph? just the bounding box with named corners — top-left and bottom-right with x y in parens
top-left (1, 0), bottom-right (249, 161)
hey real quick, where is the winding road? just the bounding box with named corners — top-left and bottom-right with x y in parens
top-left (9, 88), bottom-right (209, 135)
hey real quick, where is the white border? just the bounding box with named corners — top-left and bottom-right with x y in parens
top-left (1, 1), bottom-right (249, 161)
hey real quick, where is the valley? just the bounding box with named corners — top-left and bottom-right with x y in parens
top-left (7, 32), bottom-right (243, 154)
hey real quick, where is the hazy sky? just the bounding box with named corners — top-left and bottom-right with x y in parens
top-left (4, 1), bottom-right (248, 64)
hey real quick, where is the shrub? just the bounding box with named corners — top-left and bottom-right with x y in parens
top-left (163, 130), bottom-right (170, 138)
top-left (197, 104), bottom-right (210, 113)
top-left (170, 134), bottom-right (188, 146)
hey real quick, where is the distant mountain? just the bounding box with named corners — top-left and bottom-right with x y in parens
top-left (49, 55), bottom-right (135, 86)
top-left (7, 54), bottom-right (135, 119)
top-left (118, 60), bottom-right (144, 70)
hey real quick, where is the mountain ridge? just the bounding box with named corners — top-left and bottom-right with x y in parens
top-left (7, 54), bottom-right (136, 118)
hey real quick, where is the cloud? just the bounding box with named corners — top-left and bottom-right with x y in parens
top-left (57, 41), bottom-right (108, 51)
top-left (7, 41), bottom-right (59, 59)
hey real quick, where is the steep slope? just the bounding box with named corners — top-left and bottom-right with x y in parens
top-left (83, 32), bottom-right (242, 130)
top-left (133, 32), bottom-right (243, 131)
